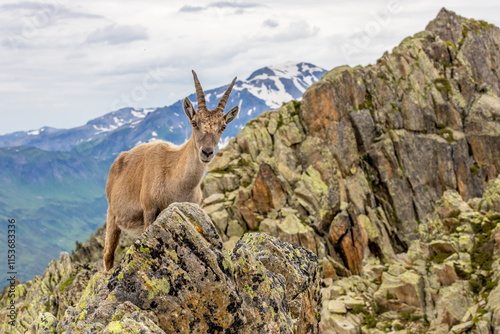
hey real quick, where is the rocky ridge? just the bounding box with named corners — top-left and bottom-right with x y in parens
top-left (1, 8), bottom-right (500, 334)
top-left (1, 204), bottom-right (321, 333)
top-left (201, 7), bottom-right (500, 273)
top-left (197, 8), bottom-right (500, 332)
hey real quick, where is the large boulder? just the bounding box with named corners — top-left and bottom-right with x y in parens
top-left (54, 203), bottom-right (321, 333)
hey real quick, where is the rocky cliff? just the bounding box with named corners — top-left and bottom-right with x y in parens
top-left (200, 8), bottom-right (500, 332)
top-left (1, 8), bottom-right (500, 334)
top-left (200, 8), bottom-right (500, 271)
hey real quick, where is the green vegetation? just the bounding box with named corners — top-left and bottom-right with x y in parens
top-left (478, 19), bottom-right (494, 29)
top-left (439, 128), bottom-right (455, 143)
top-left (291, 100), bottom-right (301, 113)
top-left (276, 113), bottom-right (284, 129)
top-left (59, 275), bottom-right (76, 293)
top-left (440, 61), bottom-right (451, 69)
top-left (445, 41), bottom-right (457, 51)
top-left (364, 314), bottom-right (378, 329)
top-left (350, 305), bottom-right (364, 314)
top-left (428, 252), bottom-right (452, 264)
top-left (350, 303), bottom-right (379, 329)
top-left (458, 24), bottom-right (470, 48)
top-left (358, 91), bottom-right (374, 111)
top-left (468, 217), bottom-right (498, 294)
top-left (390, 102), bottom-right (399, 114)
top-left (0, 146), bottom-right (110, 283)
top-left (401, 310), bottom-right (421, 322)
top-left (434, 78), bottom-right (452, 96)
top-left (394, 323), bottom-right (405, 331)
top-left (470, 19), bottom-right (494, 34)
top-left (470, 162), bottom-right (480, 176)
top-left (454, 265), bottom-right (471, 280)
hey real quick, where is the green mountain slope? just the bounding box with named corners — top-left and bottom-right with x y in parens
top-left (0, 146), bottom-right (111, 282)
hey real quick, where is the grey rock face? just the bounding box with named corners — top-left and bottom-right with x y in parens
top-left (52, 203), bottom-right (320, 333)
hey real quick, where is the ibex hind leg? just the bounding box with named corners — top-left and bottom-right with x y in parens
top-left (103, 214), bottom-right (121, 272)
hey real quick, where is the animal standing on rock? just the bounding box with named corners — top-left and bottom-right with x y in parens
top-left (103, 71), bottom-right (239, 271)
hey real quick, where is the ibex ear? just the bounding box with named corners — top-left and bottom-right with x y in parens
top-left (224, 106), bottom-right (239, 124)
top-left (183, 98), bottom-right (196, 120)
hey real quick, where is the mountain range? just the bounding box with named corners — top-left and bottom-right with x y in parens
top-left (0, 62), bottom-right (326, 282)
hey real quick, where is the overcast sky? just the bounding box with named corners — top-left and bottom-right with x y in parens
top-left (0, 0), bottom-right (499, 135)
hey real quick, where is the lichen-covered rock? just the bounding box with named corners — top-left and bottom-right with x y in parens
top-left (487, 284), bottom-right (500, 327)
top-left (53, 203), bottom-right (320, 334)
top-left (211, 209), bottom-right (230, 234)
top-left (327, 313), bottom-right (360, 334)
top-left (435, 190), bottom-right (472, 219)
top-left (232, 233), bottom-right (321, 333)
top-left (252, 162), bottom-right (287, 215)
top-left (27, 312), bottom-right (59, 334)
top-left (102, 311), bottom-right (165, 334)
top-left (0, 252), bottom-right (97, 334)
top-left (435, 281), bottom-right (473, 327)
top-left (480, 177), bottom-right (500, 213)
top-left (58, 203), bottom-right (245, 333)
top-left (374, 271), bottom-right (425, 312)
top-left (277, 214), bottom-right (319, 254)
top-left (431, 263), bottom-right (459, 286)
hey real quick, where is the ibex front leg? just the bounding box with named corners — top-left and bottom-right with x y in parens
top-left (143, 207), bottom-right (160, 230)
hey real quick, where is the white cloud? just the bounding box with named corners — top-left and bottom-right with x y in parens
top-left (178, 5), bottom-right (204, 12)
top-left (263, 19), bottom-right (279, 28)
top-left (85, 24), bottom-right (149, 45)
top-left (179, 1), bottom-right (262, 13)
top-left (1, 0), bottom-right (500, 134)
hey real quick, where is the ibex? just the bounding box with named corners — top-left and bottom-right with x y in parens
top-left (103, 71), bottom-right (239, 271)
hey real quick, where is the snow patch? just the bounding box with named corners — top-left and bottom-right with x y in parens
top-left (93, 124), bottom-right (117, 133)
top-left (113, 117), bottom-right (125, 127)
top-left (131, 108), bottom-right (156, 118)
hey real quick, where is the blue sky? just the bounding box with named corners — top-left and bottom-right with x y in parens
top-left (1, 0), bottom-right (499, 135)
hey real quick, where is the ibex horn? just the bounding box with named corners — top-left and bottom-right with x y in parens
top-left (192, 70), bottom-right (207, 111)
top-left (216, 76), bottom-right (237, 113)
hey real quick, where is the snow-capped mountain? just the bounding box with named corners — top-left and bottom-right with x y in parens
top-left (237, 62), bottom-right (324, 109)
top-left (0, 62), bottom-right (326, 153)
top-left (0, 107), bottom-right (157, 151)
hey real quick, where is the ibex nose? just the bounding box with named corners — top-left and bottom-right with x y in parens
top-left (201, 148), bottom-right (214, 159)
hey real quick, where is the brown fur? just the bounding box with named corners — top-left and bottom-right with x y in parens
top-left (103, 72), bottom-right (239, 271)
